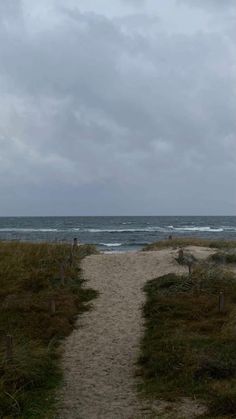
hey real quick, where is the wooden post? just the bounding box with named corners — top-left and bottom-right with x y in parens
top-left (219, 292), bottom-right (224, 313)
top-left (69, 248), bottom-right (73, 266)
top-left (5, 334), bottom-right (13, 361)
top-left (178, 248), bottom-right (184, 264)
top-left (60, 263), bottom-right (65, 285)
top-left (49, 299), bottom-right (56, 315)
top-left (188, 261), bottom-right (193, 275)
top-left (73, 238), bottom-right (78, 250)
top-left (168, 235), bottom-right (172, 240)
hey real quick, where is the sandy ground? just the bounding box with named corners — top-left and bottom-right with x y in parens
top-left (57, 246), bottom-right (214, 419)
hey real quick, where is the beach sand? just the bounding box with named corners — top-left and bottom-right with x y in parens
top-left (58, 246), bottom-right (214, 419)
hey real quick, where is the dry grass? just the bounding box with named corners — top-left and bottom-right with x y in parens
top-left (209, 251), bottom-right (236, 265)
top-left (139, 261), bottom-right (236, 418)
top-left (0, 241), bottom-right (98, 418)
top-left (143, 237), bottom-right (236, 251)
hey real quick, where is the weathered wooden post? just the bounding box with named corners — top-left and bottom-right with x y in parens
top-left (69, 248), bottom-right (73, 266)
top-left (49, 299), bottom-right (56, 315)
top-left (168, 235), bottom-right (173, 240)
top-left (178, 248), bottom-right (184, 264)
top-left (5, 334), bottom-right (13, 361)
top-left (69, 237), bottom-right (78, 266)
top-left (188, 261), bottom-right (193, 275)
top-left (219, 292), bottom-right (225, 313)
top-left (60, 263), bottom-right (65, 285)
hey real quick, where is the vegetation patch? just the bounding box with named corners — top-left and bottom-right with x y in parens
top-left (210, 251), bottom-right (236, 265)
top-left (139, 264), bottom-right (236, 418)
top-left (143, 237), bottom-right (236, 251)
top-left (0, 242), bottom-right (98, 418)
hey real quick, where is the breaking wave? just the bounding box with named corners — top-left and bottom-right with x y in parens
top-left (83, 227), bottom-right (167, 233)
top-left (0, 228), bottom-right (59, 232)
top-left (169, 226), bottom-right (224, 232)
top-left (100, 243), bottom-right (122, 247)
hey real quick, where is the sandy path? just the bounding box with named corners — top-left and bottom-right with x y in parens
top-left (58, 246), bottom-right (214, 419)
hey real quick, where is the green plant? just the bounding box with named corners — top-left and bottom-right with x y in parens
top-left (210, 252), bottom-right (236, 265)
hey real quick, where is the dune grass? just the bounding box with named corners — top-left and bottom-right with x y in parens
top-left (139, 262), bottom-right (236, 418)
top-left (0, 241), bottom-right (98, 418)
top-left (209, 251), bottom-right (236, 265)
top-left (143, 237), bottom-right (236, 251)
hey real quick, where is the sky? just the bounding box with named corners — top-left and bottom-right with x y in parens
top-left (0, 0), bottom-right (235, 216)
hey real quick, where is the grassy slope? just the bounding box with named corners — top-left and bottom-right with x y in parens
top-left (0, 242), bottom-right (98, 418)
top-left (139, 245), bottom-right (236, 418)
top-left (210, 252), bottom-right (236, 264)
top-left (143, 237), bottom-right (236, 251)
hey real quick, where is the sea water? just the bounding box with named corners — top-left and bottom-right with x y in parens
top-left (0, 216), bottom-right (236, 252)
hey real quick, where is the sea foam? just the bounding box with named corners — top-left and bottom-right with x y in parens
top-left (100, 243), bottom-right (122, 247)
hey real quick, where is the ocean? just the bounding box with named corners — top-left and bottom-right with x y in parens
top-left (0, 216), bottom-right (236, 252)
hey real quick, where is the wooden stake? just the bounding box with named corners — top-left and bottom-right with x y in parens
top-left (69, 248), bottom-right (73, 266)
top-left (188, 262), bottom-right (193, 275)
top-left (49, 299), bottom-right (56, 315)
top-left (178, 248), bottom-right (184, 264)
top-left (60, 263), bottom-right (65, 285)
top-left (219, 292), bottom-right (224, 313)
top-left (5, 334), bottom-right (13, 361)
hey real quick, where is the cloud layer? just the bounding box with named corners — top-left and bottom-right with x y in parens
top-left (0, 0), bottom-right (235, 215)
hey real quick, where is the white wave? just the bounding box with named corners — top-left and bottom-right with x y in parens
top-left (103, 250), bottom-right (128, 254)
top-left (84, 227), bottom-right (167, 233)
top-left (0, 228), bottom-right (59, 232)
top-left (221, 226), bottom-right (236, 231)
top-left (100, 243), bottom-right (122, 247)
top-left (172, 226), bottom-right (224, 232)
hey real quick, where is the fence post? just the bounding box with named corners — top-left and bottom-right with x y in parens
top-left (49, 299), bottom-right (56, 315)
top-left (5, 334), bottom-right (13, 361)
top-left (188, 261), bottom-right (193, 275)
top-left (178, 248), bottom-right (184, 264)
top-left (60, 263), bottom-right (65, 285)
top-left (219, 292), bottom-right (225, 313)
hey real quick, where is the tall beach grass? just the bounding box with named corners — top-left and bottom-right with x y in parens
top-left (0, 241), bottom-right (98, 418)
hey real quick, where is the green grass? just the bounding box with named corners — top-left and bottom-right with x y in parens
top-left (210, 252), bottom-right (236, 265)
top-left (0, 241), bottom-right (98, 418)
top-left (143, 237), bottom-right (236, 251)
top-left (139, 264), bottom-right (236, 418)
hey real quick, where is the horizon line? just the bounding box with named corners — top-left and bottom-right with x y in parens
top-left (0, 215), bottom-right (235, 218)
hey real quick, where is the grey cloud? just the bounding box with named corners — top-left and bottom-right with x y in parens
top-left (179, 0), bottom-right (234, 10)
top-left (0, 0), bottom-right (22, 19)
top-left (0, 0), bottom-right (235, 215)
top-left (120, 0), bottom-right (145, 6)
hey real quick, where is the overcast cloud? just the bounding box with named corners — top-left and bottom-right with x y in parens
top-left (0, 0), bottom-right (235, 215)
